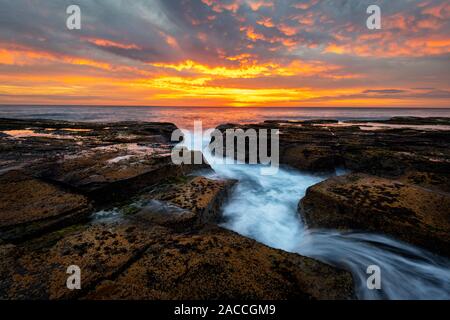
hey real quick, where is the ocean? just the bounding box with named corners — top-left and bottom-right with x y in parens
top-left (0, 106), bottom-right (449, 129)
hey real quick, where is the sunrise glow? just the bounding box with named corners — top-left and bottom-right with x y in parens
top-left (0, 0), bottom-right (449, 107)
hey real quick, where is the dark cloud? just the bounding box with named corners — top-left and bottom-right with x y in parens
top-left (363, 89), bottom-right (407, 94)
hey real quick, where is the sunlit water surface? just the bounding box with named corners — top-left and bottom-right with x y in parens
top-left (1, 106), bottom-right (449, 130)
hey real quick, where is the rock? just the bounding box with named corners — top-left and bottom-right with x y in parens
top-left (299, 173), bottom-right (450, 257)
top-left (37, 150), bottom-right (193, 203)
top-left (0, 118), bottom-right (355, 301)
top-left (85, 225), bottom-right (354, 300)
top-left (215, 121), bottom-right (342, 172)
top-left (0, 118), bottom-right (210, 204)
top-left (121, 176), bottom-right (237, 232)
top-left (0, 220), bottom-right (170, 299)
top-left (281, 145), bottom-right (342, 172)
top-left (357, 117), bottom-right (450, 126)
top-left (265, 119), bottom-right (339, 125)
top-left (0, 118), bottom-right (178, 139)
top-left (214, 117), bottom-right (450, 189)
top-left (0, 118), bottom-right (176, 173)
top-left (130, 200), bottom-right (199, 232)
top-left (0, 171), bottom-right (93, 242)
top-left (0, 211), bottom-right (354, 300)
top-left (398, 170), bottom-right (450, 193)
top-left (152, 176), bottom-right (237, 224)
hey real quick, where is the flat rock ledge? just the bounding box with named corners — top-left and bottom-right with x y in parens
top-left (300, 173), bottom-right (450, 257)
top-left (0, 171), bottom-right (93, 242)
top-left (0, 215), bottom-right (354, 300)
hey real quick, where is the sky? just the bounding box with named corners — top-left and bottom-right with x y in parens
top-left (0, 0), bottom-right (449, 107)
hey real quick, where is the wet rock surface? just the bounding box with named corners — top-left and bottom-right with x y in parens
top-left (354, 117), bottom-right (450, 126)
top-left (151, 176), bottom-right (237, 224)
top-left (0, 118), bottom-right (354, 300)
top-left (217, 117), bottom-right (450, 179)
top-left (0, 118), bottom-right (207, 203)
top-left (0, 118), bottom-right (176, 172)
top-left (300, 173), bottom-right (450, 257)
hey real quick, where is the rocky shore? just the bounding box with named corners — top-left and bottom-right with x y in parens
top-left (217, 117), bottom-right (450, 258)
top-left (0, 118), bottom-right (354, 300)
top-left (1, 116), bottom-right (449, 300)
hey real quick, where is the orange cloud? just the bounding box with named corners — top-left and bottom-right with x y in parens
top-left (248, 0), bottom-right (274, 11)
top-left (85, 38), bottom-right (141, 50)
top-left (293, 0), bottom-right (319, 10)
top-left (256, 17), bottom-right (274, 28)
top-left (422, 1), bottom-right (450, 18)
top-left (150, 58), bottom-right (339, 79)
top-left (325, 35), bottom-right (450, 57)
top-left (241, 25), bottom-right (266, 41)
top-left (277, 24), bottom-right (297, 36)
top-left (201, 0), bottom-right (240, 13)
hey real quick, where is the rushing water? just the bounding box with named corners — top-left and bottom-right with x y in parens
top-left (182, 131), bottom-right (450, 300)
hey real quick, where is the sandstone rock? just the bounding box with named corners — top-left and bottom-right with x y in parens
top-left (152, 176), bottom-right (237, 224)
top-left (265, 119), bottom-right (339, 125)
top-left (0, 118), bottom-right (354, 301)
top-left (281, 145), bottom-right (342, 172)
top-left (359, 117), bottom-right (450, 126)
top-left (38, 150), bottom-right (190, 203)
top-left (0, 211), bottom-right (354, 300)
top-left (398, 170), bottom-right (450, 193)
top-left (120, 175), bottom-right (237, 232)
top-left (299, 173), bottom-right (450, 257)
top-left (0, 219), bottom-right (170, 299)
top-left (0, 171), bottom-right (93, 242)
top-left (214, 118), bottom-right (450, 187)
top-left (0, 119), bottom-right (175, 173)
top-left (0, 119), bottom-right (210, 204)
top-left (131, 201), bottom-right (198, 232)
top-left (85, 225), bottom-right (354, 300)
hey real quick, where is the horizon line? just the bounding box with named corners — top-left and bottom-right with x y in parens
top-left (1, 104), bottom-right (450, 110)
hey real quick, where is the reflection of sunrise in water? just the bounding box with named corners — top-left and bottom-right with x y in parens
top-left (1, 106), bottom-right (449, 130)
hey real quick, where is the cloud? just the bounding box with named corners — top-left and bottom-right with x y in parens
top-left (0, 0), bottom-right (448, 107)
top-left (363, 89), bottom-right (407, 94)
